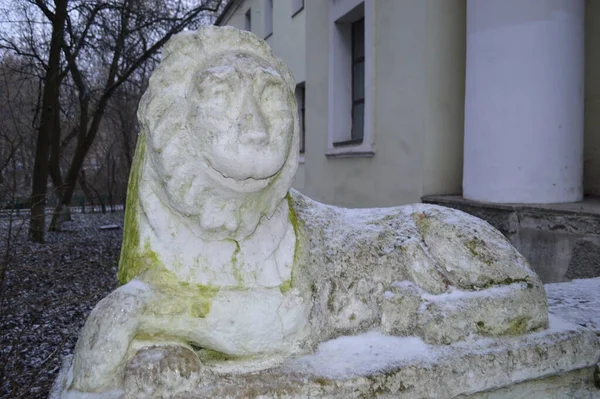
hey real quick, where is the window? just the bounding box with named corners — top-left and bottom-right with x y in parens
top-left (265, 0), bottom-right (273, 38)
top-left (327, 0), bottom-right (373, 158)
top-left (292, 0), bottom-right (304, 17)
top-left (351, 18), bottom-right (364, 142)
top-left (245, 8), bottom-right (251, 32)
top-left (295, 83), bottom-right (306, 153)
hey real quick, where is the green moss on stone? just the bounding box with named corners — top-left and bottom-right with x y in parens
top-left (198, 349), bottom-right (234, 362)
top-left (414, 213), bottom-right (431, 237)
top-left (327, 283), bottom-right (336, 312)
top-left (312, 377), bottom-right (331, 387)
top-left (190, 301), bottom-right (212, 318)
top-left (465, 238), bottom-right (480, 257)
top-left (504, 316), bottom-right (530, 335)
top-left (286, 193), bottom-right (302, 262)
top-left (121, 236), bottom-right (219, 317)
top-left (473, 277), bottom-right (532, 291)
top-left (226, 239), bottom-right (244, 287)
top-left (279, 279), bottom-right (292, 294)
top-left (476, 316), bottom-right (531, 336)
top-left (464, 237), bottom-right (495, 266)
top-left (281, 193), bottom-right (302, 295)
top-left (118, 133), bottom-right (146, 285)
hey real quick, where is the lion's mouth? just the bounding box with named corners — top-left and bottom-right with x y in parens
top-left (205, 159), bottom-right (273, 193)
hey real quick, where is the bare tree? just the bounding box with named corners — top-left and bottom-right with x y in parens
top-left (51, 0), bottom-right (223, 231)
top-left (0, 0), bottom-right (223, 241)
top-left (0, 56), bottom-right (39, 194)
top-left (25, 0), bottom-right (67, 242)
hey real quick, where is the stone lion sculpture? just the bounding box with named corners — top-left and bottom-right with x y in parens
top-left (60, 26), bottom-right (549, 398)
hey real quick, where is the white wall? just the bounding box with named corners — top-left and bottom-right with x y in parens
top-left (265, 0), bottom-right (306, 84)
top-left (304, 0), bottom-right (465, 208)
top-left (422, 0), bottom-right (466, 197)
top-left (217, 0), bottom-right (305, 95)
top-left (463, 0), bottom-right (585, 203)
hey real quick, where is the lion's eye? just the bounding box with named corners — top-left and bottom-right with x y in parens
top-left (261, 85), bottom-right (286, 110)
top-left (196, 84), bottom-right (229, 109)
top-left (212, 89), bottom-right (227, 98)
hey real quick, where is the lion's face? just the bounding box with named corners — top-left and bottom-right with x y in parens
top-left (188, 53), bottom-right (294, 190)
top-left (147, 51), bottom-right (296, 238)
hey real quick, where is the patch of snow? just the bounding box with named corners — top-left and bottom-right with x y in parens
top-left (545, 277), bottom-right (600, 333)
top-left (545, 314), bottom-right (584, 333)
top-left (121, 279), bottom-right (150, 294)
top-left (205, 65), bottom-right (235, 74)
top-left (421, 283), bottom-right (525, 302)
top-left (284, 331), bottom-right (435, 379)
top-left (261, 66), bottom-right (281, 77)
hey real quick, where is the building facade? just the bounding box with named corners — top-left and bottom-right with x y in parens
top-left (217, 0), bottom-right (600, 209)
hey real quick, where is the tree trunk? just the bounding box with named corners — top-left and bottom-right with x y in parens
top-left (48, 101), bottom-right (66, 206)
top-left (109, 157), bottom-right (116, 212)
top-left (28, 0), bottom-right (68, 242)
top-left (49, 107), bottom-right (72, 223)
top-left (49, 140), bottom-right (88, 230)
top-left (48, 99), bottom-right (63, 192)
top-left (49, 59), bottom-right (113, 231)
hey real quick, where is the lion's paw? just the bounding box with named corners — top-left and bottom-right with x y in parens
top-left (123, 344), bottom-right (203, 398)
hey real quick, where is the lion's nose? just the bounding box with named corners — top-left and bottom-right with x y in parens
top-left (238, 111), bottom-right (268, 145)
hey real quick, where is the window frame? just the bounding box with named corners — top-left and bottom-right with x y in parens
top-left (327, 0), bottom-right (374, 158)
top-left (265, 0), bottom-right (273, 39)
top-left (351, 17), bottom-right (365, 144)
top-left (245, 8), bottom-right (252, 32)
top-left (291, 0), bottom-right (304, 18)
top-left (295, 83), bottom-right (306, 154)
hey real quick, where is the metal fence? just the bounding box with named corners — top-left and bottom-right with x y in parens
top-left (0, 204), bottom-right (124, 219)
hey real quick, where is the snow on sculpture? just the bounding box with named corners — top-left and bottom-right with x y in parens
top-left (58, 26), bottom-right (550, 398)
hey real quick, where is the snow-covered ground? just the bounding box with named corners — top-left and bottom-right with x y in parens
top-left (546, 277), bottom-right (600, 334)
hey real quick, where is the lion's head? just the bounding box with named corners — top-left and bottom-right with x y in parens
top-left (136, 27), bottom-right (299, 241)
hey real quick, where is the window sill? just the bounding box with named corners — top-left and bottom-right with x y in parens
top-left (291, 6), bottom-right (304, 18)
top-left (333, 138), bottom-right (364, 147)
top-left (325, 145), bottom-right (375, 159)
top-left (264, 33), bottom-right (273, 40)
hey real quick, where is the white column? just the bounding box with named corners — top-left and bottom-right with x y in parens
top-left (463, 0), bottom-right (585, 204)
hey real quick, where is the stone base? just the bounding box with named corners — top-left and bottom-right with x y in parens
top-left (464, 367), bottom-right (598, 399)
top-left (51, 316), bottom-right (600, 399)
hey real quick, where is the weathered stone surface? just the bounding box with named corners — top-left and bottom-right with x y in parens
top-left (52, 317), bottom-right (600, 398)
top-left (290, 192), bottom-right (548, 346)
top-left (463, 367), bottom-right (599, 399)
top-left (124, 344), bottom-right (203, 398)
top-left (422, 195), bottom-right (600, 283)
top-left (53, 26), bottom-right (587, 398)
